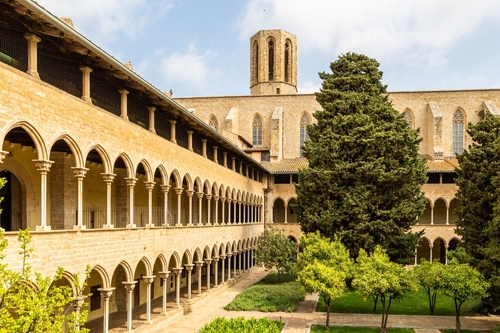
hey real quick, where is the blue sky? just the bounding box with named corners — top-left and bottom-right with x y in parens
top-left (36, 0), bottom-right (500, 97)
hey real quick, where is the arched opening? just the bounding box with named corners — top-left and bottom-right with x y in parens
top-left (85, 268), bottom-right (107, 324)
top-left (287, 198), bottom-right (297, 223)
top-left (273, 198), bottom-right (285, 223)
top-left (0, 170), bottom-right (23, 230)
top-left (433, 198), bottom-right (447, 225)
top-left (419, 200), bottom-right (432, 224)
top-left (284, 41), bottom-right (290, 83)
top-left (83, 148), bottom-right (107, 229)
top-left (432, 238), bottom-right (446, 264)
top-left (268, 40), bottom-right (274, 81)
top-left (112, 156), bottom-right (131, 228)
top-left (449, 198), bottom-right (458, 224)
top-left (416, 238), bottom-right (430, 264)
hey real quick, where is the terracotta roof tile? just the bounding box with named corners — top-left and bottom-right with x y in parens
top-left (261, 158), bottom-right (309, 173)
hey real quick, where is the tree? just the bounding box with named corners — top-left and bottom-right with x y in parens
top-left (0, 228), bottom-right (89, 332)
top-left (296, 232), bottom-right (352, 331)
top-left (413, 259), bottom-right (444, 315)
top-left (294, 53), bottom-right (427, 264)
top-left (352, 246), bottom-right (417, 333)
top-left (439, 259), bottom-right (489, 333)
top-left (455, 110), bottom-right (500, 312)
top-left (254, 225), bottom-right (297, 282)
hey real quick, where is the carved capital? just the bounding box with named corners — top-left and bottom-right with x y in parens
top-left (172, 267), bottom-right (183, 275)
top-left (142, 275), bottom-right (156, 284)
top-left (144, 181), bottom-right (155, 191)
top-left (124, 177), bottom-right (137, 187)
top-left (205, 194), bottom-right (212, 200)
top-left (71, 167), bottom-right (89, 179)
top-left (158, 271), bottom-right (171, 279)
top-left (212, 256), bottom-right (220, 263)
top-left (160, 184), bottom-right (171, 193)
top-left (195, 261), bottom-right (204, 268)
top-left (185, 190), bottom-right (194, 197)
top-left (101, 173), bottom-right (116, 183)
top-left (213, 195), bottom-right (219, 202)
top-left (196, 192), bottom-right (204, 200)
top-left (0, 150), bottom-right (9, 163)
top-left (204, 259), bottom-right (213, 265)
top-left (175, 187), bottom-right (183, 196)
top-left (97, 287), bottom-right (115, 300)
top-left (33, 159), bottom-right (54, 172)
top-left (184, 264), bottom-right (195, 271)
top-left (122, 281), bottom-right (137, 291)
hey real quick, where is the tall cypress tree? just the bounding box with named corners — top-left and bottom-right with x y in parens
top-left (295, 53), bottom-right (427, 264)
top-left (455, 111), bottom-right (500, 312)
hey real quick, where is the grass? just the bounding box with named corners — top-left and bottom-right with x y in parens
top-left (198, 317), bottom-right (284, 333)
top-left (311, 326), bottom-right (413, 333)
top-left (224, 273), bottom-right (306, 312)
top-left (316, 288), bottom-right (479, 316)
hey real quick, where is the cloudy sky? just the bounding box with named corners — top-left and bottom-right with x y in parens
top-left (35, 0), bottom-right (500, 97)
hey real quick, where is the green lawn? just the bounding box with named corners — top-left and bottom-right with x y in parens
top-left (311, 326), bottom-right (413, 333)
top-left (224, 273), bottom-right (306, 312)
top-left (199, 317), bottom-right (284, 333)
top-left (316, 288), bottom-right (479, 316)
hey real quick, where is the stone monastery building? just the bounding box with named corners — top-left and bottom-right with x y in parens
top-left (1, 0), bottom-right (500, 332)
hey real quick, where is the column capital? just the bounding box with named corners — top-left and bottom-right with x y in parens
top-left (172, 267), bottom-right (183, 275)
top-left (169, 120), bottom-right (177, 125)
top-left (97, 287), bottom-right (116, 299)
top-left (71, 167), bottom-right (89, 179)
top-left (124, 177), bottom-right (137, 187)
top-left (184, 264), bottom-right (195, 271)
top-left (196, 192), bottom-right (204, 199)
top-left (226, 253), bottom-right (233, 259)
top-left (33, 159), bottom-right (54, 172)
top-left (195, 261), bottom-right (204, 268)
top-left (101, 173), bottom-right (116, 183)
top-left (185, 189), bottom-right (194, 197)
top-left (212, 256), bottom-right (219, 263)
top-left (142, 275), bottom-right (156, 284)
top-left (160, 184), bottom-right (171, 192)
top-left (226, 198), bottom-right (232, 204)
top-left (205, 194), bottom-right (212, 200)
top-left (219, 255), bottom-right (226, 260)
top-left (220, 197), bottom-right (226, 203)
top-left (213, 195), bottom-right (219, 202)
top-left (122, 281), bottom-right (137, 291)
top-left (79, 65), bottom-right (93, 74)
top-left (147, 106), bottom-right (156, 113)
top-left (158, 271), bottom-right (171, 279)
top-left (175, 187), bottom-right (183, 196)
top-left (204, 259), bottom-right (213, 265)
top-left (118, 88), bottom-right (129, 95)
top-left (144, 181), bottom-right (155, 191)
top-left (0, 150), bottom-right (9, 163)
top-left (24, 33), bottom-right (41, 43)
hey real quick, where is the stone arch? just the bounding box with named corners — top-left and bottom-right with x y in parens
top-left (154, 253), bottom-right (168, 272)
top-left (211, 244), bottom-right (219, 258)
top-left (153, 164), bottom-right (169, 185)
top-left (433, 197), bottom-right (447, 225)
top-left (90, 264), bottom-right (111, 289)
top-left (112, 153), bottom-right (134, 178)
top-left (116, 260), bottom-right (134, 282)
top-left (208, 114), bottom-right (219, 132)
top-left (403, 108), bottom-right (415, 129)
top-left (182, 173), bottom-right (193, 191)
top-left (170, 169), bottom-right (182, 187)
top-left (1, 121), bottom-right (48, 160)
top-left (168, 252), bottom-right (181, 270)
top-left (252, 113), bottom-right (263, 146)
top-left (48, 134), bottom-right (84, 168)
top-left (194, 177), bottom-right (203, 192)
top-left (203, 179), bottom-right (211, 194)
top-left (60, 271), bottom-right (78, 295)
top-left (416, 237), bottom-right (431, 264)
top-left (273, 197), bottom-right (285, 223)
top-left (432, 237), bottom-right (447, 264)
top-left (135, 256), bottom-right (153, 277)
top-left (419, 197), bottom-right (432, 224)
top-left (84, 144), bottom-right (112, 174)
top-left (182, 249), bottom-right (193, 265)
top-left (136, 159), bottom-right (153, 182)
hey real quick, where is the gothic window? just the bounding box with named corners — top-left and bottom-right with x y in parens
top-left (452, 110), bottom-right (464, 156)
top-left (252, 114), bottom-right (263, 146)
top-left (404, 110), bottom-right (413, 129)
top-left (209, 115), bottom-right (218, 132)
top-left (253, 41), bottom-right (259, 83)
top-left (284, 42), bottom-right (290, 83)
top-left (268, 40), bottom-right (274, 81)
top-left (300, 113), bottom-right (310, 157)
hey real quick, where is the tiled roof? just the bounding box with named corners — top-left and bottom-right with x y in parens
top-left (261, 158), bottom-right (309, 173)
top-left (243, 146), bottom-right (271, 152)
top-left (425, 158), bottom-right (459, 172)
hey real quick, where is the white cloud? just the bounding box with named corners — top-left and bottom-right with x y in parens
top-left (238, 0), bottom-right (500, 69)
top-left (298, 81), bottom-right (320, 94)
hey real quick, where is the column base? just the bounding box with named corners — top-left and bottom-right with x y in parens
top-left (126, 224), bottom-right (137, 229)
top-left (73, 225), bottom-right (86, 231)
top-left (145, 224), bottom-right (154, 228)
top-left (103, 224), bottom-right (114, 229)
top-left (36, 225), bottom-right (51, 231)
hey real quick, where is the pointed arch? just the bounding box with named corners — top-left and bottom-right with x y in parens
top-left (267, 37), bottom-right (275, 81)
top-left (90, 265), bottom-right (111, 289)
top-left (136, 159), bottom-right (153, 182)
top-left (403, 108), bottom-right (414, 129)
top-left (208, 114), bottom-right (219, 132)
top-left (252, 113), bottom-right (263, 146)
top-left (2, 121), bottom-right (48, 160)
top-left (299, 112), bottom-right (311, 157)
top-left (153, 164), bottom-right (170, 185)
top-left (48, 134), bottom-right (84, 168)
top-left (112, 153), bottom-right (134, 178)
top-left (84, 144), bottom-right (112, 174)
top-left (168, 252), bottom-right (181, 269)
top-left (117, 260), bottom-right (134, 282)
top-left (452, 109), bottom-right (465, 156)
top-left (136, 257), bottom-right (153, 276)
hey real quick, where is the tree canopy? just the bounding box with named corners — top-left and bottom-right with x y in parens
top-left (455, 111), bottom-right (500, 312)
top-left (295, 52), bottom-right (427, 264)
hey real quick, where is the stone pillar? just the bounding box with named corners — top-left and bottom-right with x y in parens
top-left (33, 159), bottom-right (53, 231)
top-left (201, 139), bottom-right (207, 158)
top-left (234, 200), bottom-right (238, 224)
top-left (196, 192), bottom-right (203, 225)
top-left (169, 120), bottom-right (177, 144)
top-left (98, 288), bottom-right (115, 333)
top-left (195, 261), bottom-right (204, 295)
top-left (187, 131), bottom-right (193, 151)
top-left (125, 178), bottom-right (137, 228)
top-left (243, 202), bottom-right (246, 223)
top-left (71, 167), bottom-right (88, 230)
top-left (227, 254), bottom-right (232, 280)
top-left (243, 250), bottom-right (247, 270)
top-left (158, 271), bottom-right (170, 314)
top-left (220, 255), bottom-right (226, 283)
top-left (227, 198), bottom-right (232, 225)
top-left (446, 204), bottom-right (450, 225)
top-left (24, 33), bottom-right (41, 79)
top-left (204, 259), bottom-right (212, 291)
top-left (223, 152), bottom-right (228, 168)
top-left (122, 281), bottom-right (138, 333)
top-left (142, 276), bottom-right (155, 324)
top-left (205, 194), bottom-right (212, 225)
top-left (148, 106), bottom-right (156, 134)
top-left (79, 66), bottom-right (92, 102)
top-left (101, 173), bottom-right (116, 228)
top-left (172, 267), bottom-right (183, 306)
top-left (233, 253), bottom-right (238, 276)
top-left (213, 146), bottom-right (218, 163)
top-left (237, 200), bottom-right (241, 224)
top-left (414, 248), bottom-right (418, 266)
top-left (185, 264), bottom-right (194, 300)
top-left (119, 89), bottom-right (129, 120)
top-left (445, 245), bottom-right (449, 265)
top-left (186, 190), bottom-right (194, 226)
top-left (145, 181), bottom-right (155, 227)
top-left (221, 197), bottom-right (226, 225)
top-left (231, 157), bottom-right (236, 171)
top-left (213, 195), bottom-right (219, 225)
top-left (175, 188), bottom-right (183, 226)
top-left (430, 205), bottom-right (434, 225)
top-left (284, 204), bottom-right (288, 223)
top-left (161, 185), bottom-right (170, 226)
top-left (429, 244), bottom-right (434, 262)
top-left (212, 257), bottom-right (219, 286)
top-left (239, 161), bottom-right (243, 174)
top-left (238, 251), bottom-right (242, 275)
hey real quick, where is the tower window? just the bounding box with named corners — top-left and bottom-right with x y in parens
top-left (404, 110), bottom-right (413, 129)
top-left (452, 110), bottom-right (464, 156)
top-left (209, 115), bottom-right (219, 132)
top-left (252, 114), bottom-right (263, 146)
top-left (253, 41), bottom-right (259, 83)
top-left (285, 42), bottom-right (290, 83)
top-left (300, 113), bottom-right (310, 157)
top-left (268, 41), bottom-right (274, 81)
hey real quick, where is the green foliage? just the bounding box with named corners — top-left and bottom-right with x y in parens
top-left (294, 53), bottom-right (426, 264)
top-left (455, 111), bottom-right (500, 312)
top-left (224, 274), bottom-right (304, 312)
top-left (439, 259), bottom-right (489, 333)
top-left (296, 232), bottom-right (353, 330)
top-left (352, 246), bottom-right (417, 333)
top-left (412, 259), bottom-right (445, 315)
top-left (446, 248), bottom-right (472, 264)
top-left (198, 317), bottom-right (284, 333)
top-left (0, 228), bottom-right (89, 333)
top-left (254, 225), bottom-right (297, 282)
top-left (311, 326), bottom-right (413, 333)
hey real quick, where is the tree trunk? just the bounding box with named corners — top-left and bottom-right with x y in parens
top-left (380, 297), bottom-right (386, 333)
top-left (326, 297), bottom-right (331, 331)
top-left (383, 298), bottom-right (392, 331)
top-left (430, 291), bottom-right (437, 315)
top-left (455, 299), bottom-right (461, 333)
top-left (372, 295), bottom-right (378, 313)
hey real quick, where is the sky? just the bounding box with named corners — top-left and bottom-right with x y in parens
top-left (35, 0), bottom-right (500, 97)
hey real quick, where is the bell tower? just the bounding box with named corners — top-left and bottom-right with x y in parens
top-left (250, 30), bottom-right (298, 95)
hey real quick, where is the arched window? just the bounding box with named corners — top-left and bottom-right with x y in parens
top-left (252, 114), bottom-right (263, 146)
top-left (452, 110), bottom-right (464, 156)
top-left (404, 110), bottom-right (413, 129)
top-left (268, 40), bottom-right (274, 81)
top-left (284, 42), bottom-right (290, 83)
top-left (300, 113), bottom-right (310, 157)
top-left (253, 41), bottom-right (259, 83)
top-left (209, 115), bottom-right (218, 132)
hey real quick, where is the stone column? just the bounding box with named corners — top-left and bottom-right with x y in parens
top-left (238, 201), bottom-right (242, 224)
top-left (122, 281), bottom-right (138, 333)
top-left (187, 131), bottom-right (193, 151)
top-left (175, 188), bottom-right (183, 226)
top-left (429, 244), bottom-right (434, 262)
top-left (142, 276), bottom-right (155, 324)
top-left (213, 146), bottom-right (218, 163)
top-left (125, 178), bottom-right (137, 228)
top-left (243, 202), bottom-right (246, 223)
top-left (79, 66), bottom-right (92, 102)
top-left (204, 259), bottom-right (212, 291)
top-left (234, 200), bottom-right (238, 224)
top-left (172, 267), bottom-right (183, 306)
top-left (24, 33), bottom-right (41, 79)
top-left (233, 252), bottom-right (238, 276)
top-left (148, 106), bottom-right (156, 134)
top-left (238, 251), bottom-right (243, 274)
top-left (227, 199), bottom-right (232, 225)
top-left (145, 181), bottom-right (155, 227)
top-left (98, 288), bottom-right (115, 333)
top-left (33, 159), bottom-right (53, 231)
top-left (221, 197), bottom-right (226, 225)
top-left (445, 245), bottom-right (449, 265)
top-left (101, 173), bottom-right (116, 228)
top-left (169, 120), bottom-right (177, 144)
top-left (158, 271), bottom-right (170, 314)
top-left (201, 139), bottom-right (207, 158)
top-left (430, 204), bottom-right (434, 225)
top-left (195, 261), bottom-right (204, 295)
top-left (227, 254), bottom-right (232, 280)
top-left (231, 157), bottom-right (236, 171)
top-left (213, 195), bottom-right (219, 225)
top-left (446, 204), bottom-right (450, 225)
top-left (220, 255), bottom-right (226, 283)
top-left (205, 194), bottom-right (212, 225)
top-left (186, 190), bottom-right (194, 226)
top-left (73, 296), bottom-right (85, 332)
top-left (223, 152), bottom-right (228, 167)
top-left (119, 89), bottom-right (129, 120)
top-left (161, 185), bottom-right (170, 226)
top-left (284, 204), bottom-right (288, 223)
top-left (196, 192), bottom-right (203, 225)
top-left (212, 257), bottom-right (219, 286)
top-left (71, 167), bottom-right (88, 230)
top-left (185, 264), bottom-right (194, 299)
top-left (243, 250), bottom-right (247, 270)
